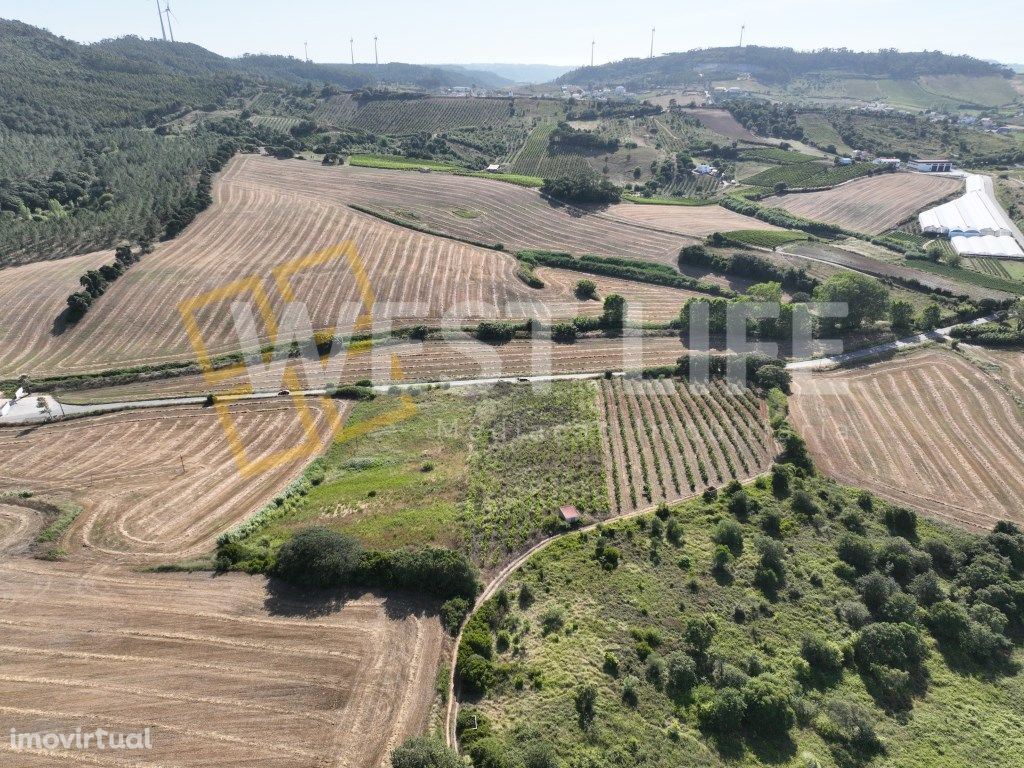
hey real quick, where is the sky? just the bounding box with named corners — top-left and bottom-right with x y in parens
top-left (3, 0), bottom-right (1021, 67)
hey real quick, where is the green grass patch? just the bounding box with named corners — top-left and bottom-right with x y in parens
top-left (622, 194), bottom-right (716, 206)
top-left (34, 505), bottom-right (81, 544)
top-left (348, 154), bottom-right (464, 171)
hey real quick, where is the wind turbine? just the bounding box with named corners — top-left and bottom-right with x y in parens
top-left (374, 36), bottom-right (379, 65)
top-left (350, 37), bottom-right (355, 65)
top-left (739, 24), bottom-right (746, 47)
top-left (156, 0), bottom-right (167, 41)
top-left (163, 2), bottom-right (175, 42)
top-left (590, 38), bottom-right (595, 67)
top-left (650, 27), bottom-right (655, 59)
top-left (304, 41), bottom-right (309, 62)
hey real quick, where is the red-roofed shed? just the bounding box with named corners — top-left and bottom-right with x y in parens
top-left (559, 505), bottom-right (581, 525)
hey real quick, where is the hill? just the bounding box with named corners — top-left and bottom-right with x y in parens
top-left (449, 63), bottom-right (573, 84)
top-left (557, 46), bottom-right (1013, 88)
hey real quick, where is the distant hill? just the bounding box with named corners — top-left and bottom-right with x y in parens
top-left (448, 63), bottom-right (573, 84)
top-left (557, 46), bottom-right (1013, 88)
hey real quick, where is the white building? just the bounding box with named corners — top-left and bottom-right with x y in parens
top-left (908, 158), bottom-right (953, 173)
top-left (919, 174), bottom-right (1024, 259)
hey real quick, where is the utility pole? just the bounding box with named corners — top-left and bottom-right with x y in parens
top-left (739, 24), bottom-right (745, 48)
top-left (374, 36), bottom-right (379, 65)
top-left (650, 27), bottom-right (655, 59)
top-left (350, 37), bottom-right (355, 65)
top-left (156, 0), bottom-right (167, 41)
top-left (164, 3), bottom-right (175, 42)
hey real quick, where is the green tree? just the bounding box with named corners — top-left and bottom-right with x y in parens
top-left (574, 684), bottom-right (597, 727)
top-left (271, 527), bottom-right (363, 588)
top-left (601, 294), bottom-right (626, 330)
top-left (889, 299), bottom-right (915, 332)
top-left (813, 273), bottom-right (890, 330)
top-left (920, 303), bottom-right (942, 330)
top-left (574, 279), bottom-right (597, 300)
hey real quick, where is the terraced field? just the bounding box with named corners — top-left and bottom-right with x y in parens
top-left (0, 559), bottom-right (442, 768)
top-left (0, 400), bottom-right (344, 563)
top-left (598, 377), bottom-right (776, 513)
top-left (790, 350), bottom-right (1024, 530)
top-left (0, 155), bottom-right (706, 378)
top-left (761, 172), bottom-right (962, 233)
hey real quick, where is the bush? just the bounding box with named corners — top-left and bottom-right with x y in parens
top-left (712, 519), bottom-right (744, 553)
top-left (458, 653), bottom-right (496, 696)
top-left (574, 684), bottom-right (597, 726)
top-left (728, 491), bottom-right (752, 520)
top-left (440, 597), bottom-right (471, 634)
top-left (854, 622), bottom-right (927, 672)
top-left (666, 652), bottom-right (698, 698)
top-left (391, 736), bottom-right (462, 768)
top-left (271, 527), bottom-right (362, 588)
top-left (837, 533), bottom-right (875, 574)
top-left (697, 687), bottom-right (746, 733)
top-left (541, 174), bottom-right (622, 204)
top-left (743, 675), bottom-right (796, 736)
top-left (884, 506), bottom-right (918, 539)
top-left (358, 547), bottom-right (480, 600)
top-left (802, 634), bottom-right (844, 675)
top-left (575, 279), bottom-right (598, 299)
top-left (622, 675), bottom-right (640, 706)
top-left (551, 322), bottom-right (577, 343)
top-left (539, 606), bottom-right (566, 635)
top-left (857, 572), bottom-right (899, 614)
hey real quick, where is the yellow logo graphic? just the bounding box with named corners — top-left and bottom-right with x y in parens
top-left (178, 241), bottom-right (416, 477)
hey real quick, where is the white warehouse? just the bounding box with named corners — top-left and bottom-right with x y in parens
top-left (918, 174), bottom-right (1024, 259)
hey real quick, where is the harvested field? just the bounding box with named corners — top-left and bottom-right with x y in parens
top-left (761, 173), bottom-right (962, 234)
top-left (0, 155), bottom-right (697, 379)
top-left (534, 267), bottom-right (698, 320)
top-left (605, 203), bottom-right (783, 238)
top-left (0, 559), bottom-right (443, 768)
top-left (790, 350), bottom-right (1024, 531)
top-left (0, 502), bottom-right (42, 554)
top-left (225, 155), bottom-right (696, 262)
top-left (598, 377), bottom-right (776, 513)
top-left (0, 400), bottom-right (344, 563)
top-left (680, 108), bottom-right (765, 142)
top-left (58, 337), bottom-right (688, 404)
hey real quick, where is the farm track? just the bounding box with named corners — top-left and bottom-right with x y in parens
top-left (0, 399), bottom-right (346, 564)
top-left (55, 337), bottom-right (687, 404)
top-left (0, 156), bottom-right (709, 379)
top-left (790, 349), bottom-right (1024, 530)
top-left (761, 173), bottom-right (962, 234)
top-left (599, 378), bottom-right (776, 512)
top-left (0, 559), bottom-right (443, 768)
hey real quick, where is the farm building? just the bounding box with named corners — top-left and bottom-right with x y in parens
top-left (558, 505), bottom-right (581, 525)
top-left (908, 158), bottom-right (953, 173)
top-left (872, 157), bottom-right (902, 167)
top-left (919, 174), bottom-right (1024, 258)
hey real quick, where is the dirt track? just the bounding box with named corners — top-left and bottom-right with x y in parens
top-left (790, 349), bottom-right (1024, 530)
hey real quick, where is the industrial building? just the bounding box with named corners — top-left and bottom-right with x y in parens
top-left (919, 174), bottom-right (1024, 259)
top-left (908, 158), bottom-right (953, 173)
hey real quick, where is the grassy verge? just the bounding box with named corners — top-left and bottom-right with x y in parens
top-left (622, 194), bottom-right (716, 207)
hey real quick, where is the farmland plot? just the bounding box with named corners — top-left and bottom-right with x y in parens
top-left (0, 559), bottom-right (442, 768)
top-left (680, 108), bottom-right (767, 142)
top-left (761, 172), bottom-right (962, 233)
top-left (349, 97), bottom-right (515, 134)
top-left (789, 350), bottom-right (1024, 530)
top-left (230, 155), bottom-right (695, 263)
top-left (606, 203), bottom-right (783, 238)
top-left (0, 400), bottom-right (344, 564)
top-left (599, 377), bottom-right (776, 513)
top-left (1, 155), bottom-right (694, 378)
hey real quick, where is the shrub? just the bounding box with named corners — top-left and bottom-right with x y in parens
top-left (685, 615), bottom-right (718, 655)
top-left (802, 634), bottom-right (844, 675)
top-left (574, 684), bottom-right (597, 726)
top-left (539, 606), bottom-right (566, 635)
top-left (884, 506), bottom-right (917, 538)
top-left (551, 322), bottom-right (577, 343)
top-left (910, 571), bottom-right (943, 607)
top-left (575, 279), bottom-right (598, 299)
top-left (271, 527), bottom-right (363, 588)
top-left (522, 742), bottom-right (559, 768)
top-left (391, 736), bottom-right (462, 768)
top-left (666, 652), bottom-right (698, 698)
top-left (837, 533), bottom-right (875, 574)
top-left (697, 687), bottom-right (746, 733)
top-left (712, 519), bottom-right (744, 553)
top-left (468, 737), bottom-right (514, 768)
top-left (603, 651), bottom-right (620, 676)
top-left (622, 675), bottom-right (640, 706)
top-left (458, 653), bottom-right (496, 695)
top-left (857, 572), bottom-right (899, 614)
top-left (728, 491), bottom-right (752, 520)
top-left (440, 597), bottom-right (471, 634)
top-left (854, 622), bottom-right (927, 672)
top-left (743, 674), bottom-right (796, 736)
top-left (790, 490), bottom-right (818, 517)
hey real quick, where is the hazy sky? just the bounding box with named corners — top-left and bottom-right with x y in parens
top-left (5, 0), bottom-right (1021, 67)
